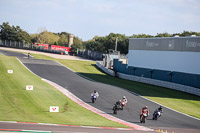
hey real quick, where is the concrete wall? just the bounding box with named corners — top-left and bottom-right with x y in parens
top-left (96, 61), bottom-right (115, 76)
top-left (96, 61), bottom-right (200, 96)
top-left (113, 59), bottom-right (200, 88)
top-left (118, 72), bottom-right (200, 96)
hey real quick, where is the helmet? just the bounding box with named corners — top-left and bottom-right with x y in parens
top-left (145, 106), bottom-right (148, 109)
top-left (160, 106), bottom-right (162, 109)
top-left (94, 90), bottom-right (96, 93)
top-left (123, 96), bottom-right (126, 99)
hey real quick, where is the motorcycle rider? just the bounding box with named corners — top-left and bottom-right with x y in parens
top-left (120, 96), bottom-right (128, 108)
top-left (157, 106), bottom-right (163, 113)
top-left (153, 106), bottom-right (163, 120)
top-left (27, 52), bottom-right (31, 59)
top-left (91, 90), bottom-right (99, 99)
top-left (141, 106), bottom-right (149, 118)
top-left (156, 106), bottom-right (163, 116)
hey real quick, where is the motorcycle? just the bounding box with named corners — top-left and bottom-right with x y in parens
top-left (27, 53), bottom-right (30, 59)
top-left (140, 113), bottom-right (148, 123)
top-left (152, 110), bottom-right (162, 120)
top-left (113, 100), bottom-right (125, 114)
top-left (121, 101), bottom-right (126, 110)
top-left (91, 95), bottom-right (97, 103)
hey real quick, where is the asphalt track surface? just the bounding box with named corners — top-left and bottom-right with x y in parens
top-left (1, 49), bottom-right (200, 133)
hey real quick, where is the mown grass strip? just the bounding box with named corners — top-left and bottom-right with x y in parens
top-left (0, 54), bottom-right (127, 128)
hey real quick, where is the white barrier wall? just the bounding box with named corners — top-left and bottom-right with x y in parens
top-left (96, 61), bottom-right (115, 76)
top-left (96, 61), bottom-right (200, 96)
top-left (118, 72), bottom-right (200, 96)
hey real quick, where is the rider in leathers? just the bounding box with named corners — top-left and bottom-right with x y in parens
top-left (91, 90), bottom-right (99, 98)
top-left (120, 96), bottom-right (128, 107)
top-left (141, 106), bottom-right (149, 118)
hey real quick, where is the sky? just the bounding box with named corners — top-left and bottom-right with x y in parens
top-left (0, 0), bottom-right (200, 41)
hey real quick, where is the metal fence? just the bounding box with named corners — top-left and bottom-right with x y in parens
top-left (0, 40), bottom-right (103, 60)
top-left (0, 40), bottom-right (33, 49)
top-left (77, 49), bottom-right (103, 60)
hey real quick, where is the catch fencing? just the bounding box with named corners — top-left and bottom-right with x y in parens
top-left (77, 49), bottom-right (103, 60)
top-left (0, 40), bottom-right (103, 60)
top-left (0, 39), bottom-right (64, 54)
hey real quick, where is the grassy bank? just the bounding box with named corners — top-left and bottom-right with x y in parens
top-left (0, 54), bottom-right (127, 127)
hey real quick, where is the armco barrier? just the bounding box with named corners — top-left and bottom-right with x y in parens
top-left (118, 72), bottom-right (200, 96)
top-left (96, 61), bottom-right (115, 76)
top-left (96, 61), bottom-right (200, 96)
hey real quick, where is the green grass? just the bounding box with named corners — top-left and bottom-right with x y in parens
top-left (57, 59), bottom-right (200, 119)
top-left (30, 53), bottom-right (55, 60)
top-left (0, 54), bottom-right (127, 127)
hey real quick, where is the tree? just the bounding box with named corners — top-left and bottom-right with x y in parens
top-left (70, 36), bottom-right (84, 54)
top-left (0, 22), bottom-right (31, 43)
top-left (73, 36), bottom-right (83, 48)
top-left (36, 31), bottom-right (59, 45)
top-left (179, 31), bottom-right (200, 37)
top-left (30, 34), bottom-right (39, 43)
top-left (155, 32), bottom-right (171, 37)
top-left (15, 26), bottom-right (31, 43)
top-left (117, 35), bottom-right (129, 54)
top-left (0, 22), bottom-right (13, 40)
top-left (131, 34), bottom-right (153, 38)
top-left (58, 34), bottom-right (68, 46)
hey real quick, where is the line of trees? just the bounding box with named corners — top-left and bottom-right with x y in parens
top-left (83, 31), bottom-right (200, 54)
top-left (1, 22), bottom-right (200, 54)
top-left (0, 22), bottom-right (31, 44)
top-left (0, 22), bottom-right (83, 49)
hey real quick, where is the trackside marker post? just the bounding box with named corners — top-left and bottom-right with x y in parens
top-left (26, 85), bottom-right (33, 90)
top-left (50, 106), bottom-right (59, 112)
top-left (8, 70), bottom-right (13, 73)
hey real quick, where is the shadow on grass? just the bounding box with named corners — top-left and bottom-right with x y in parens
top-left (77, 71), bottom-right (200, 101)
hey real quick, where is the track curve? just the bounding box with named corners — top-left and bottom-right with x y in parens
top-left (0, 49), bottom-right (200, 133)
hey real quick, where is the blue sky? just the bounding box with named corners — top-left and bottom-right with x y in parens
top-left (0, 0), bottom-right (200, 41)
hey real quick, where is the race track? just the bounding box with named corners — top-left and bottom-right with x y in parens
top-left (0, 49), bottom-right (200, 133)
